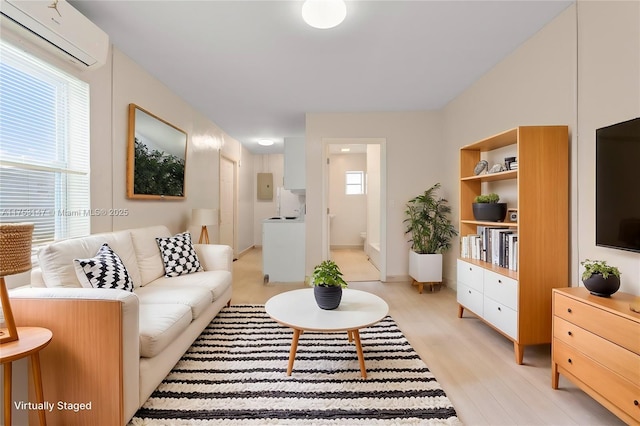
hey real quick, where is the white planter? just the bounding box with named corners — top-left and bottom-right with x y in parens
top-left (409, 251), bottom-right (442, 283)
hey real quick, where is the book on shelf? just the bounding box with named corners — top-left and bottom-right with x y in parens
top-left (461, 228), bottom-right (519, 271)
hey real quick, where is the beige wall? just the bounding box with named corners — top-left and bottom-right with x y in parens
top-left (575, 0), bottom-right (640, 294)
top-left (443, 5), bottom-right (578, 288)
top-left (253, 154), bottom-right (284, 246)
top-left (305, 111), bottom-right (446, 281)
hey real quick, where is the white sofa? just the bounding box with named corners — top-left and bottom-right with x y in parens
top-left (9, 225), bottom-right (233, 425)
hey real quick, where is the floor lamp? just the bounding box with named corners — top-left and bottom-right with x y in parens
top-left (0, 223), bottom-right (34, 344)
top-left (192, 209), bottom-right (217, 244)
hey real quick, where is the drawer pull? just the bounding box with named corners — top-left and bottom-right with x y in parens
top-left (498, 279), bottom-right (502, 284)
top-left (567, 331), bottom-right (572, 336)
top-left (468, 290), bottom-right (471, 294)
top-left (635, 400), bottom-right (639, 406)
top-left (568, 358), bottom-right (572, 364)
top-left (498, 307), bottom-right (502, 312)
top-left (567, 308), bottom-right (572, 313)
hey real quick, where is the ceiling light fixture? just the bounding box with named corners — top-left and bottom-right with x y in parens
top-left (258, 139), bottom-right (274, 146)
top-left (302, 0), bottom-right (347, 30)
top-left (341, 148), bottom-right (351, 152)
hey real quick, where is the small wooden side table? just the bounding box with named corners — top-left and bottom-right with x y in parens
top-left (1, 327), bottom-right (52, 426)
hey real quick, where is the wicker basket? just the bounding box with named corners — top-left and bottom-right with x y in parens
top-left (0, 222), bottom-right (34, 276)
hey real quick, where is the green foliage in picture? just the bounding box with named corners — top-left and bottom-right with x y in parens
top-left (134, 138), bottom-right (185, 196)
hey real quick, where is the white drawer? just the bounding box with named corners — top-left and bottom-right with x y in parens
top-left (457, 259), bottom-right (483, 291)
top-left (484, 296), bottom-right (518, 340)
top-left (457, 283), bottom-right (483, 317)
top-left (484, 270), bottom-right (518, 311)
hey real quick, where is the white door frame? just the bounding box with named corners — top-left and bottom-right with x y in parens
top-left (219, 154), bottom-right (238, 256)
top-left (321, 137), bottom-right (387, 281)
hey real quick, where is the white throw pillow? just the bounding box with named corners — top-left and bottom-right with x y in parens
top-left (73, 243), bottom-right (134, 292)
top-left (155, 232), bottom-right (203, 277)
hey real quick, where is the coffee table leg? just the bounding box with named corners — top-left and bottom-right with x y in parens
top-left (31, 353), bottom-right (47, 425)
top-left (352, 329), bottom-right (367, 379)
top-left (287, 328), bottom-right (302, 376)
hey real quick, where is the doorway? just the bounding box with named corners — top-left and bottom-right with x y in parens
top-left (219, 155), bottom-right (237, 255)
top-left (322, 138), bottom-right (386, 281)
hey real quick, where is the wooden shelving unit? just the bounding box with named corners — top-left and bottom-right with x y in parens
top-left (457, 125), bottom-right (569, 364)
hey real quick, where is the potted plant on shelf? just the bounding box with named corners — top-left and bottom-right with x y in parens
top-left (580, 259), bottom-right (621, 297)
top-left (307, 260), bottom-right (348, 310)
top-left (404, 183), bottom-right (458, 291)
top-left (472, 193), bottom-right (507, 222)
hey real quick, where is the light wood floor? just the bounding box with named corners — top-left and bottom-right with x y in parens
top-left (232, 248), bottom-right (623, 425)
top-left (331, 248), bottom-right (380, 282)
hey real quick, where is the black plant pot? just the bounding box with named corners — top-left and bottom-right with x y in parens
top-left (314, 286), bottom-right (343, 310)
top-left (472, 203), bottom-right (507, 222)
top-left (582, 273), bottom-right (620, 297)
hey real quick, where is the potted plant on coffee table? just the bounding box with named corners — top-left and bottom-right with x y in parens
top-left (404, 183), bottom-right (458, 293)
top-left (308, 260), bottom-right (348, 310)
top-left (580, 259), bottom-right (621, 297)
top-left (472, 193), bottom-right (508, 222)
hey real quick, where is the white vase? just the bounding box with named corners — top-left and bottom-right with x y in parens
top-left (408, 251), bottom-right (443, 283)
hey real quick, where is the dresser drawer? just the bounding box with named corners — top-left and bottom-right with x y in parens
top-left (484, 270), bottom-right (518, 311)
top-left (554, 293), bottom-right (640, 354)
top-left (554, 316), bottom-right (640, 384)
top-left (457, 260), bottom-right (483, 291)
top-left (457, 282), bottom-right (483, 317)
top-left (484, 296), bottom-right (517, 340)
top-left (554, 339), bottom-right (640, 423)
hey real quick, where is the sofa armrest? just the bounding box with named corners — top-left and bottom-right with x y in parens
top-left (9, 288), bottom-right (140, 425)
top-left (194, 244), bottom-right (233, 272)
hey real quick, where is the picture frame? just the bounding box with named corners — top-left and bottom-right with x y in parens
top-left (127, 104), bottom-right (188, 199)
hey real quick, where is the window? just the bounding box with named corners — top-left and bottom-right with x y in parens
top-left (345, 171), bottom-right (365, 195)
top-left (0, 40), bottom-right (90, 251)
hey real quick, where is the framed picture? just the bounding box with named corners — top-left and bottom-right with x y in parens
top-left (127, 104), bottom-right (188, 199)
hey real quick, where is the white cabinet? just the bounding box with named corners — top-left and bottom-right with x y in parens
top-left (262, 220), bottom-right (305, 282)
top-left (457, 259), bottom-right (519, 343)
top-left (284, 137), bottom-right (305, 191)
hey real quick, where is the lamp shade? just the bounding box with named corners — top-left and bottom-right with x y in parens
top-left (0, 223), bottom-right (34, 276)
top-left (192, 209), bottom-right (217, 227)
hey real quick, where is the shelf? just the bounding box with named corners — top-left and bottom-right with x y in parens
top-left (461, 169), bottom-right (517, 182)
top-left (458, 257), bottom-right (519, 280)
top-left (461, 220), bottom-right (518, 228)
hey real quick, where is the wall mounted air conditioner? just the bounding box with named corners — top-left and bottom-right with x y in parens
top-left (0, 0), bottom-right (109, 69)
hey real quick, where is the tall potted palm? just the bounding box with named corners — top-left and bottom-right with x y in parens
top-left (404, 183), bottom-right (458, 290)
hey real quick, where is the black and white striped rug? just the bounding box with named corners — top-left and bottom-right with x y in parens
top-left (130, 305), bottom-right (460, 425)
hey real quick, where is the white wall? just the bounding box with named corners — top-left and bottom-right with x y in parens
top-left (366, 144), bottom-right (382, 267)
top-left (253, 154), bottom-right (284, 246)
top-left (305, 111), bottom-right (445, 281)
top-left (237, 144), bottom-right (256, 254)
top-left (329, 153), bottom-right (367, 247)
top-left (574, 0), bottom-right (640, 295)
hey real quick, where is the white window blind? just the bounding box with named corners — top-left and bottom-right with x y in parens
top-left (0, 40), bottom-right (90, 250)
top-left (345, 171), bottom-right (365, 195)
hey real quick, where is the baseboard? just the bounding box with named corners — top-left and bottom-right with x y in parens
top-left (330, 245), bottom-right (365, 250)
top-left (237, 246), bottom-right (255, 258)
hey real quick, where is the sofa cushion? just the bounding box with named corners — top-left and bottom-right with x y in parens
top-left (155, 232), bottom-right (203, 277)
top-left (73, 243), bottom-right (134, 292)
top-left (139, 303), bottom-right (192, 358)
top-left (130, 226), bottom-right (171, 286)
top-left (135, 285), bottom-right (212, 320)
top-left (147, 270), bottom-right (232, 302)
top-left (38, 229), bottom-right (141, 288)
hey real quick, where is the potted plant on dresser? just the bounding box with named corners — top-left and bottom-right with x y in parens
top-left (308, 260), bottom-right (348, 310)
top-left (404, 183), bottom-right (458, 293)
top-left (580, 259), bottom-right (621, 297)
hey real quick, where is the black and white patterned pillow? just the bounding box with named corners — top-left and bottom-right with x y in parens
top-left (73, 243), bottom-right (134, 292)
top-left (156, 232), bottom-right (203, 277)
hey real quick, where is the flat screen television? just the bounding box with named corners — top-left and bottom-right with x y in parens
top-left (595, 117), bottom-right (640, 253)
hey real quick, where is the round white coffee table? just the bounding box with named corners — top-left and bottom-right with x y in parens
top-left (265, 288), bottom-right (388, 378)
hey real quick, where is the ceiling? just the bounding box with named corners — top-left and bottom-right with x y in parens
top-left (70, 0), bottom-right (574, 154)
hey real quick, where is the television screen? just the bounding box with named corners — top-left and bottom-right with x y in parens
top-left (595, 117), bottom-right (640, 253)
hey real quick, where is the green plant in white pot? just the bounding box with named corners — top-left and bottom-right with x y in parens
top-left (404, 183), bottom-right (458, 291)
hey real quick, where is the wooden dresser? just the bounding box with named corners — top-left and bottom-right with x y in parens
top-left (552, 287), bottom-right (640, 425)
